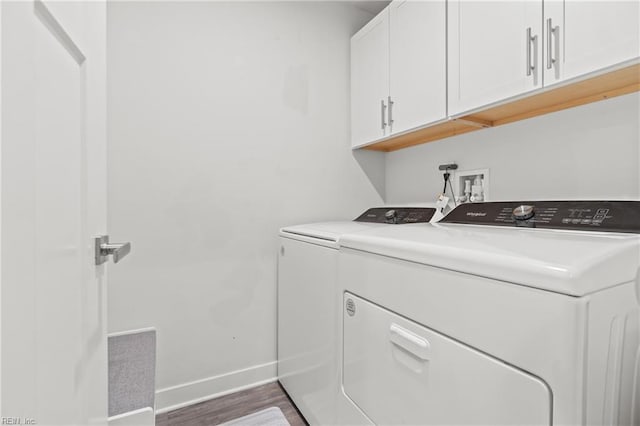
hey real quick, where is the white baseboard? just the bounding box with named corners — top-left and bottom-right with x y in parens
top-left (155, 361), bottom-right (278, 414)
top-left (108, 407), bottom-right (155, 426)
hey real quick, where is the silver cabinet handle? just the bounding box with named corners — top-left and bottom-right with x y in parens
top-left (546, 18), bottom-right (558, 70)
top-left (526, 27), bottom-right (537, 76)
top-left (95, 235), bottom-right (131, 265)
top-left (388, 96), bottom-right (394, 129)
top-left (381, 99), bottom-right (387, 131)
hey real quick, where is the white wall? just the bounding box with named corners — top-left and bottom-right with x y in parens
top-left (386, 93), bottom-right (640, 203)
top-left (107, 1), bottom-right (383, 413)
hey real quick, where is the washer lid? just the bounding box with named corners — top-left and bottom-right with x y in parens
top-left (280, 221), bottom-right (381, 245)
top-left (339, 224), bottom-right (640, 296)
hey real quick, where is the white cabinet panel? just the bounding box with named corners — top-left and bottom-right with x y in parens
top-left (389, 0), bottom-right (446, 134)
top-left (351, 9), bottom-right (390, 148)
top-left (448, 1), bottom-right (543, 116)
top-left (343, 293), bottom-right (551, 426)
top-left (544, 0), bottom-right (640, 85)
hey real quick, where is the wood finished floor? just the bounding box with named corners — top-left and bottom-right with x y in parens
top-left (156, 382), bottom-right (308, 426)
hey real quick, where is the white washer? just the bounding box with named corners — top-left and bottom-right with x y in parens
top-left (277, 206), bottom-right (438, 426)
top-left (339, 201), bottom-right (640, 426)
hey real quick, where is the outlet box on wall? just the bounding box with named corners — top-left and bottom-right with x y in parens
top-left (452, 168), bottom-right (490, 203)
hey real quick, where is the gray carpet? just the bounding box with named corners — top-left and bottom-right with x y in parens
top-left (108, 329), bottom-right (156, 417)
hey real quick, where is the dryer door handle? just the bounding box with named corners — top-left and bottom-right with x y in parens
top-left (390, 323), bottom-right (430, 361)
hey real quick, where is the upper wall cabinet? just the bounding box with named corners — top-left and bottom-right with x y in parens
top-left (448, 1), bottom-right (543, 116)
top-left (352, 0), bottom-right (639, 152)
top-left (351, 0), bottom-right (446, 149)
top-left (544, 1), bottom-right (640, 86)
top-left (449, 0), bottom-right (640, 117)
top-left (351, 10), bottom-right (390, 148)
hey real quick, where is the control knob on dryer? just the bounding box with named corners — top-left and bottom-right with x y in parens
top-left (385, 209), bottom-right (397, 224)
top-left (513, 205), bottom-right (535, 221)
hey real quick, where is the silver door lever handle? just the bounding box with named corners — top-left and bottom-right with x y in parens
top-left (95, 235), bottom-right (131, 265)
top-left (102, 242), bottom-right (131, 263)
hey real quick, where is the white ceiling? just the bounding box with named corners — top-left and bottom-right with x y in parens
top-left (348, 1), bottom-right (391, 16)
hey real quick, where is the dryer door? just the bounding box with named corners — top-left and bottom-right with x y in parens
top-left (343, 293), bottom-right (551, 425)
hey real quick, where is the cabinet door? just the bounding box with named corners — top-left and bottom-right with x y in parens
top-left (389, 0), bottom-right (446, 134)
top-left (544, 0), bottom-right (640, 85)
top-left (351, 8), bottom-right (390, 148)
top-left (448, 1), bottom-right (543, 116)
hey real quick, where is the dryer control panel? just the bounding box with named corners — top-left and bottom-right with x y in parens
top-left (355, 207), bottom-right (436, 224)
top-left (440, 201), bottom-right (640, 233)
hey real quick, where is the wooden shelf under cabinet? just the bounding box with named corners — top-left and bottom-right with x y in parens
top-left (363, 63), bottom-right (640, 152)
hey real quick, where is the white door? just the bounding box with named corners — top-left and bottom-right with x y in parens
top-left (448, 1), bottom-right (543, 116)
top-left (544, 0), bottom-right (640, 86)
top-left (1, 1), bottom-right (108, 424)
top-left (351, 8), bottom-right (390, 148)
top-left (389, 0), bottom-right (446, 134)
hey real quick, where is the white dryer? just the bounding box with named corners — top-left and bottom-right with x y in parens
top-left (339, 201), bottom-right (640, 425)
top-left (277, 207), bottom-right (438, 426)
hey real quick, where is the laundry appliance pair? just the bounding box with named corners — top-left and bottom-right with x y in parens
top-left (278, 201), bottom-right (640, 426)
